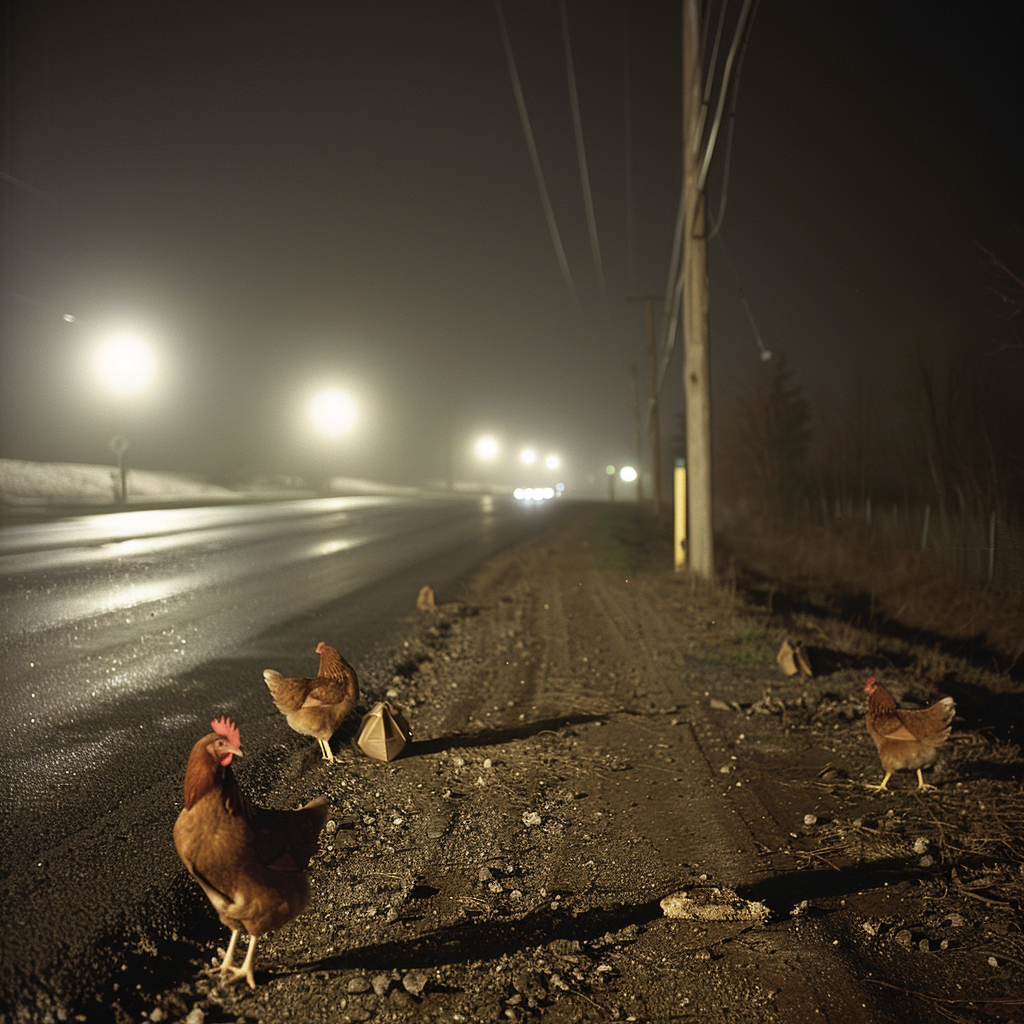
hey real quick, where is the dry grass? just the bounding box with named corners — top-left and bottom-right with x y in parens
top-left (722, 517), bottom-right (1024, 672)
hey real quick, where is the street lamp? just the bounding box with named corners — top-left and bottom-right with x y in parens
top-left (94, 332), bottom-right (156, 503)
top-left (545, 454), bottom-right (560, 470)
top-left (520, 447), bottom-right (537, 465)
top-left (94, 332), bottom-right (155, 396)
top-left (310, 388), bottom-right (357, 437)
top-left (475, 435), bottom-right (499, 460)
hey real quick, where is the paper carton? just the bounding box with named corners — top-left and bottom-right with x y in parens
top-left (357, 701), bottom-right (411, 761)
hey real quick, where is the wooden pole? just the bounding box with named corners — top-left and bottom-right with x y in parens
top-left (682, 0), bottom-right (713, 578)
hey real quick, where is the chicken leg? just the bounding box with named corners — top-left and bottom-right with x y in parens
top-left (318, 738), bottom-right (334, 761)
top-left (864, 771), bottom-right (892, 792)
top-left (213, 929), bottom-right (259, 988)
top-left (916, 768), bottom-right (937, 791)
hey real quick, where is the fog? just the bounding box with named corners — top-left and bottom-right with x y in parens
top-left (4, 1), bottom-right (1022, 501)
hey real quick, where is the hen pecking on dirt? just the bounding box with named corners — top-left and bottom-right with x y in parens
top-left (173, 717), bottom-right (329, 988)
top-left (863, 676), bottom-right (955, 792)
top-left (263, 641), bottom-right (359, 761)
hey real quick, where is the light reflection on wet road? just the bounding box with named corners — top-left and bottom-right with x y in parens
top-left (0, 495), bottom-right (550, 846)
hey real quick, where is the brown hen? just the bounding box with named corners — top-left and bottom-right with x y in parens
top-left (864, 676), bottom-right (955, 792)
top-left (263, 641), bottom-right (359, 761)
top-left (173, 717), bottom-right (328, 988)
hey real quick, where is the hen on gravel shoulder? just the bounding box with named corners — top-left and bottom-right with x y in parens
top-left (863, 676), bottom-right (955, 792)
top-left (173, 717), bottom-right (328, 988)
top-left (264, 641), bottom-right (359, 761)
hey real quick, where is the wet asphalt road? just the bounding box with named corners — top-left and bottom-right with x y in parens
top-left (0, 494), bottom-right (554, 874)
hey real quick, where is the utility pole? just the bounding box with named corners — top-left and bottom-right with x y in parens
top-left (627, 295), bottom-right (664, 516)
top-left (682, 0), bottom-right (713, 578)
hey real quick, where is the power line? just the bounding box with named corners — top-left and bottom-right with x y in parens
top-left (561, 0), bottom-right (607, 309)
top-left (494, 0), bottom-right (582, 315)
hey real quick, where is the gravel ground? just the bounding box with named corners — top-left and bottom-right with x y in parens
top-left (13, 503), bottom-right (1024, 1023)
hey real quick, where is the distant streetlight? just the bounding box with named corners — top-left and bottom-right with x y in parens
top-left (94, 333), bottom-right (155, 396)
top-left (545, 454), bottom-right (560, 470)
top-left (620, 465), bottom-right (640, 502)
top-left (475, 435), bottom-right (499, 460)
top-left (311, 388), bottom-right (357, 437)
top-left (520, 448), bottom-right (537, 465)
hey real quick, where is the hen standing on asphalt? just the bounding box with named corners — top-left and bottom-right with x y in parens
top-left (173, 717), bottom-right (329, 988)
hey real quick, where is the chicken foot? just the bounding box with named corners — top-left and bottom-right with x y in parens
top-left (915, 768), bottom-right (937, 791)
top-left (864, 772), bottom-right (892, 792)
top-left (210, 928), bottom-right (259, 988)
top-left (317, 738), bottom-right (335, 761)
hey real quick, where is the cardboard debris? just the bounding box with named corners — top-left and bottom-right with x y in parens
top-left (357, 701), bottom-right (411, 761)
top-left (777, 638), bottom-right (813, 677)
top-left (660, 886), bottom-right (769, 925)
top-left (416, 585), bottom-right (436, 610)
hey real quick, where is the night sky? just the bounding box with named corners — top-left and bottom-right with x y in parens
top-left (4, 2), bottom-right (1023, 497)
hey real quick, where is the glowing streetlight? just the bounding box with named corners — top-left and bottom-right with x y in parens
top-left (94, 333), bottom-right (155, 396)
top-left (520, 448), bottom-right (537, 465)
top-left (545, 454), bottom-right (560, 470)
top-left (311, 388), bottom-right (357, 437)
top-left (475, 435), bottom-right (499, 460)
top-left (620, 466), bottom-right (638, 483)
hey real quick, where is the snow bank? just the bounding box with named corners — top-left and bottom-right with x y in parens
top-left (0, 458), bottom-right (237, 505)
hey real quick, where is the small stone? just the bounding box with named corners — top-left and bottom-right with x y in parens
top-left (150, 1011), bottom-right (165, 1023)
top-left (403, 971), bottom-right (430, 996)
top-left (184, 1011), bottom-right (204, 1024)
top-left (940, 939), bottom-right (949, 950)
top-left (804, 814), bottom-right (818, 826)
top-left (947, 913), bottom-right (965, 928)
top-left (549, 973), bottom-right (569, 991)
top-left (988, 956), bottom-right (999, 967)
top-left (387, 687), bottom-right (400, 698)
top-left (325, 820), bottom-right (337, 834)
top-left (478, 866), bottom-right (494, 882)
top-left (709, 698), bottom-right (732, 711)
top-left (347, 976), bottom-right (371, 993)
top-left (912, 837), bottom-right (929, 855)
top-left (919, 854), bottom-right (934, 868)
top-left (371, 973), bottom-right (392, 996)
top-left (918, 938), bottom-right (930, 952)
top-left (483, 758), bottom-right (492, 768)
top-left (895, 929), bottom-right (913, 948)
top-left (452, 756), bottom-right (465, 767)
top-left (862, 921), bottom-right (878, 936)
top-left (522, 811), bottom-right (542, 827)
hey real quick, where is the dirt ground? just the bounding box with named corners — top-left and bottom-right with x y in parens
top-left (62, 504), bottom-right (1024, 1023)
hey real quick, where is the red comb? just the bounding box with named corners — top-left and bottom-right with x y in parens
top-left (211, 716), bottom-right (241, 748)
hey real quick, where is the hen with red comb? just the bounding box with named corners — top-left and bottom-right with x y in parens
top-left (174, 719), bottom-right (328, 987)
top-left (264, 641), bottom-right (359, 761)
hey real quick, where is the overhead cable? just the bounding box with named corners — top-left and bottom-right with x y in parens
top-left (494, 0), bottom-right (582, 314)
